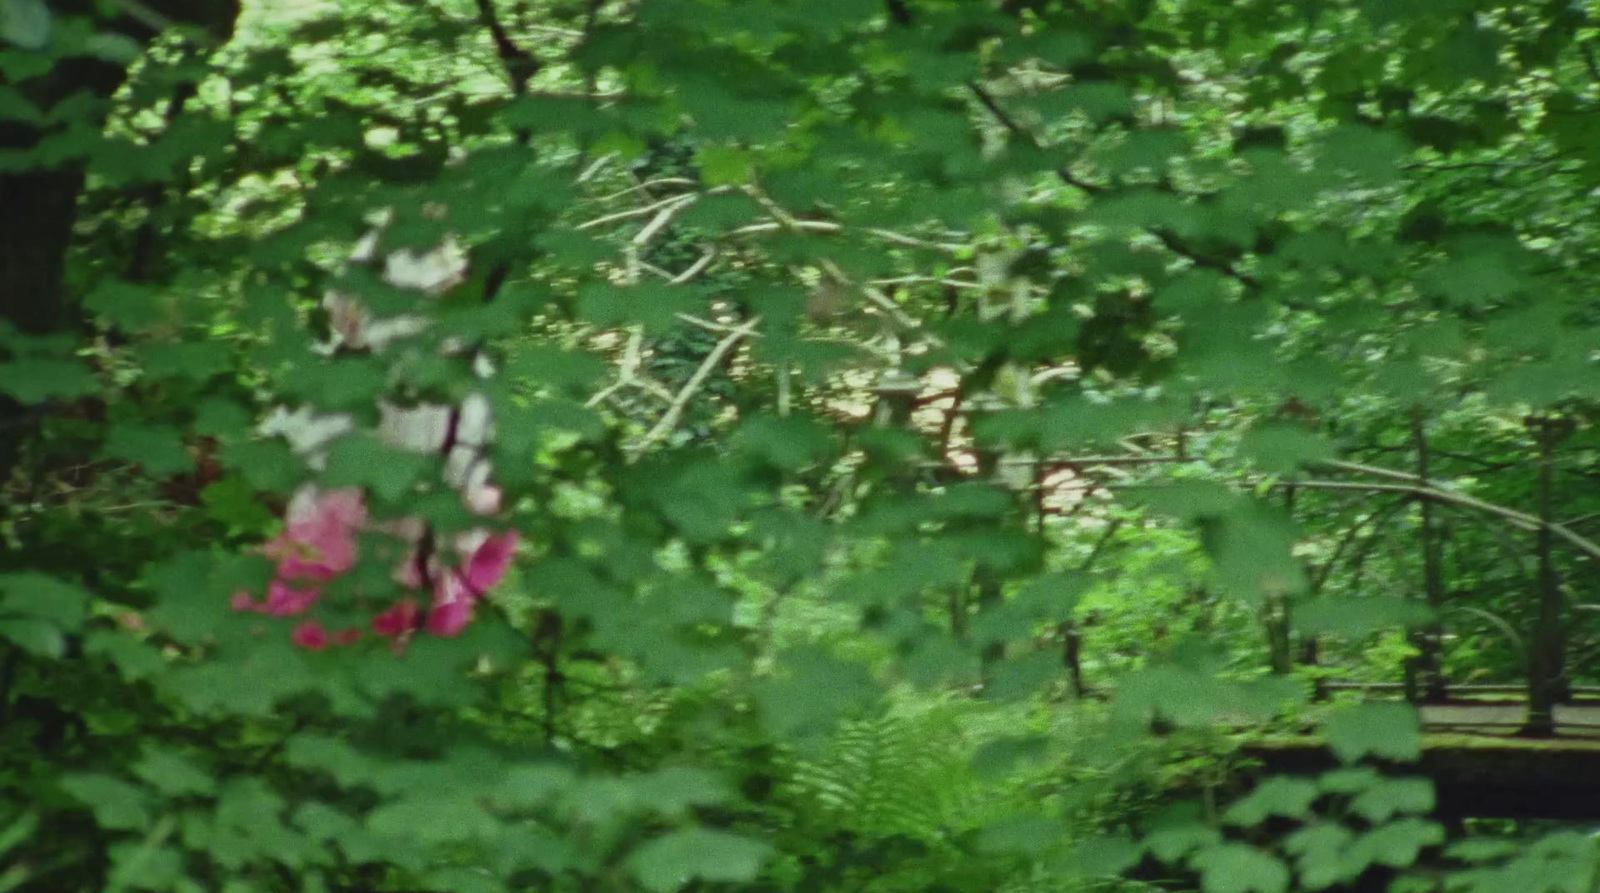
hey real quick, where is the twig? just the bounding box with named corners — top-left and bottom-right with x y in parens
top-left (633, 194), bottom-right (698, 244)
top-left (676, 313), bottom-right (763, 336)
top-left (472, 0), bottom-right (540, 95)
top-left (1288, 479), bottom-right (1600, 562)
top-left (576, 151), bottom-right (619, 184)
top-left (627, 317), bottom-right (762, 460)
top-left (593, 177), bottom-right (697, 202)
top-left (668, 249), bottom-right (716, 284)
top-left (577, 193), bottom-right (697, 231)
top-left (726, 219), bottom-right (968, 252)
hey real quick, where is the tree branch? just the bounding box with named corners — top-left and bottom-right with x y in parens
top-left (626, 317), bottom-right (762, 460)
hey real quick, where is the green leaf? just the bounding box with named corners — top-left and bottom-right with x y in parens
top-left (1, 0), bottom-right (50, 48)
top-left (1283, 822), bottom-right (1356, 889)
top-left (976, 812), bottom-right (1064, 855)
top-left (625, 828), bottom-right (771, 893)
top-left (0, 358), bottom-right (98, 403)
top-left (1349, 777), bottom-right (1434, 822)
top-left (0, 573), bottom-right (89, 628)
top-left (1293, 597), bottom-right (1434, 638)
top-left (102, 424), bottom-right (195, 477)
top-left (84, 630), bottom-right (165, 681)
top-left (367, 794), bottom-right (497, 845)
top-left (752, 646), bottom-right (878, 737)
top-left (1053, 834), bottom-right (1144, 878)
top-left (1323, 703), bottom-right (1423, 764)
top-left (1189, 843), bottom-right (1291, 893)
top-left (1445, 839), bottom-right (1520, 863)
top-left (107, 839), bottom-right (184, 892)
top-left (1349, 817), bottom-right (1445, 868)
top-left (1224, 777), bottom-right (1320, 825)
top-left (132, 747), bottom-right (215, 797)
top-left (201, 476), bottom-right (276, 533)
top-left (1316, 125), bottom-right (1407, 184)
top-left (322, 434), bottom-right (431, 503)
top-left (220, 439), bottom-right (304, 493)
top-left (0, 617), bottom-right (63, 658)
top-left (1317, 766), bottom-right (1380, 795)
top-left (59, 774), bottom-right (151, 831)
top-left (1145, 813), bottom-right (1224, 864)
top-left (576, 281), bottom-right (707, 334)
top-left (1238, 424), bottom-right (1334, 474)
top-left (83, 31), bottom-right (142, 64)
top-left (733, 414), bottom-right (832, 470)
top-left (0, 811), bottom-right (37, 858)
top-left (696, 145), bottom-right (753, 186)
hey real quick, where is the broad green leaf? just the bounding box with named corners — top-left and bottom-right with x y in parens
top-left (0, 573), bottom-right (89, 628)
top-left (367, 793), bottom-right (497, 845)
top-left (322, 434), bottom-right (431, 503)
top-left (625, 828), bottom-right (771, 893)
top-left (1224, 777), bottom-right (1320, 825)
top-left (1053, 834), bottom-right (1144, 878)
top-left (84, 630), bottom-right (165, 681)
top-left (132, 747), bottom-right (215, 797)
top-left (1145, 816), bottom-right (1224, 864)
top-left (1, 0), bottom-right (50, 48)
top-left (0, 617), bottom-right (62, 658)
top-left (1317, 766), bottom-right (1381, 795)
top-left (107, 839), bottom-right (184, 892)
top-left (752, 645), bottom-right (878, 737)
top-left (0, 358), bottom-right (99, 403)
top-left (1348, 818), bottom-right (1445, 868)
top-left (1238, 424), bottom-right (1334, 474)
top-left (102, 424), bottom-right (195, 477)
top-left (1283, 823), bottom-right (1356, 890)
top-left (976, 813), bottom-right (1064, 855)
top-left (0, 811), bottom-right (36, 857)
top-left (1189, 843), bottom-right (1291, 893)
top-left (1349, 777), bottom-right (1434, 823)
top-left (1293, 597), bottom-right (1433, 638)
top-left (1323, 703), bottom-right (1423, 764)
top-left (696, 145), bottom-right (753, 186)
top-left (201, 477), bottom-right (277, 533)
top-left (60, 774), bottom-right (151, 831)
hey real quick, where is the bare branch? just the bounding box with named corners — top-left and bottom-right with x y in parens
top-left (726, 219), bottom-right (968, 253)
top-left (627, 317), bottom-right (762, 460)
top-left (593, 177), bottom-right (697, 202)
top-left (634, 195), bottom-right (699, 245)
top-left (1287, 479), bottom-right (1600, 563)
top-left (473, 0), bottom-right (540, 94)
top-left (577, 193), bottom-right (698, 231)
top-left (577, 152), bottom-right (619, 184)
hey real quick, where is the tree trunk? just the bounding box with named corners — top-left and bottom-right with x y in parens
top-left (1523, 417), bottom-right (1566, 737)
top-left (0, 2), bottom-right (240, 476)
top-left (1410, 410), bottom-right (1448, 703)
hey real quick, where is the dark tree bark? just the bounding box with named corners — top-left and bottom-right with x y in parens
top-left (0, 0), bottom-right (240, 475)
top-left (1523, 416), bottom-right (1571, 737)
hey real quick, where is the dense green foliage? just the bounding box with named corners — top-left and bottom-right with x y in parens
top-left (4, 0), bottom-right (1600, 891)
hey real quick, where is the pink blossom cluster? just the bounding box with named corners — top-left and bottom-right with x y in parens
top-left (231, 488), bottom-right (517, 650)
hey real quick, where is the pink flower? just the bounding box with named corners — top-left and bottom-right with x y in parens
top-left (267, 490), bottom-right (365, 581)
top-left (232, 485), bottom-right (518, 650)
top-left (462, 531), bottom-right (518, 594)
top-left (373, 599), bottom-right (421, 637)
top-left (263, 580), bottom-right (320, 617)
top-left (292, 622), bottom-right (330, 650)
top-left (426, 579), bottom-right (476, 637)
